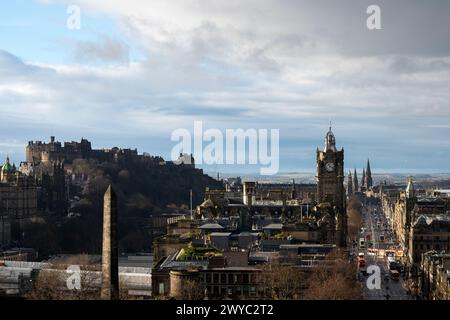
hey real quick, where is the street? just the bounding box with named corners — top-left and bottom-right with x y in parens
top-left (357, 202), bottom-right (412, 300)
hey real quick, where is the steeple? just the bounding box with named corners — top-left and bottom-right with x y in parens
top-left (324, 122), bottom-right (337, 152)
top-left (347, 171), bottom-right (353, 195)
top-left (365, 159), bottom-right (373, 188)
top-left (353, 168), bottom-right (359, 192)
top-left (291, 179), bottom-right (297, 199)
top-left (406, 176), bottom-right (415, 199)
top-left (361, 168), bottom-right (366, 188)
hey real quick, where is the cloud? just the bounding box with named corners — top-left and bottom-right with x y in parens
top-left (73, 36), bottom-right (130, 64)
top-left (1, 0), bottom-right (450, 171)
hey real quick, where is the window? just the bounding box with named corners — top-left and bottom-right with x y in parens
top-left (159, 282), bottom-right (165, 295)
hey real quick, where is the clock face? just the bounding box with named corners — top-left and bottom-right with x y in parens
top-left (325, 162), bottom-right (335, 172)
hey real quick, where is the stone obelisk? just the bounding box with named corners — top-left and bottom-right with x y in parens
top-left (100, 185), bottom-right (119, 300)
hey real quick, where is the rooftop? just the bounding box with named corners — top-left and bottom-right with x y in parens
top-left (262, 223), bottom-right (283, 230)
top-left (199, 223), bottom-right (225, 230)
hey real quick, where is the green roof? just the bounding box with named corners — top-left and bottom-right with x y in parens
top-left (2, 158), bottom-right (12, 172)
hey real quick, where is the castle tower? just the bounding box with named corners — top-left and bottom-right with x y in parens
top-left (101, 185), bottom-right (119, 300)
top-left (365, 159), bottom-right (373, 188)
top-left (353, 168), bottom-right (359, 192)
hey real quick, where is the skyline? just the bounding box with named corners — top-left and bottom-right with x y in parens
top-left (1, 0), bottom-right (450, 173)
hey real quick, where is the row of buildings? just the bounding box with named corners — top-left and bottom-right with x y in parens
top-left (379, 179), bottom-right (450, 299)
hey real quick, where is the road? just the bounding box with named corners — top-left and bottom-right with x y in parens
top-left (357, 202), bottom-right (412, 300)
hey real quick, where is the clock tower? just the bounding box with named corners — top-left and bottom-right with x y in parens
top-left (316, 125), bottom-right (347, 246)
top-left (316, 125), bottom-right (345, 210)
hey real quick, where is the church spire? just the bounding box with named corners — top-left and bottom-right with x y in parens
top-left (365, 159), bottom-right (373, 188)
top-left (361, 168), bottom-right (366, 188)
top-left (347, 170), bottom-right (353, 195)
top-left (353, 168), bottom-right (359, 192)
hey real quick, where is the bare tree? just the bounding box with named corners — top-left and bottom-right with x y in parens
top-left (26, 255), bottom-right (101, 300)
top-left (303, 250), bottom-right (362, 300)
top-left (179, 279), bottom-right (205, 300)
top-left (258, 263), bottom-right (305, 300)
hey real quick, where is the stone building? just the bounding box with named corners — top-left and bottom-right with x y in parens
top-left (152, 247), bottom-right (262, 299)
top-left (420, 251), bottom-right (450, 300)
top-left (26, 136), bottom-right (150, 166)
top-left (409, 215), bottom-right (450, 266)
top-left (0, 157), bottom-right (38, 220)
top-left (380, 178), bottom-right (417, 253)
top-left (26, 136), bottom-right (92, 164)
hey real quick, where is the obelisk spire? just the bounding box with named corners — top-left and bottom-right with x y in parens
top-left (101, 185), bottom-right (119, 300)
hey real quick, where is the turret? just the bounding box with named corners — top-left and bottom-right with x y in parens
top-left (324, 123), bottom-right (337, 152)
top-left (406, 176), bottom-right (415, 199)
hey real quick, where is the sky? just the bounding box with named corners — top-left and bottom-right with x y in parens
top-left (1, 0), bottom-right (450, 175)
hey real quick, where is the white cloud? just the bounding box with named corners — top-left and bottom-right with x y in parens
top-left (2, 1), bottom-right (450, 170)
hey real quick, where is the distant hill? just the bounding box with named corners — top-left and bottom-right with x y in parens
top-left (22, 155), bottom-right (223, 257)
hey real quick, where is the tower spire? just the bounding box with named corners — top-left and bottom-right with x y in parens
top-left (365, 159), bottom-right (373, 188)
top-left (353, 168), bottom-right (359, 192)
top-left (361, 168), bottom-right (366, 188)
top-left (347, 170), bottom-right (353, 195)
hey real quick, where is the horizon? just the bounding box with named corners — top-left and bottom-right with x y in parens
top-left (3, 135), bottom-right (450, 176)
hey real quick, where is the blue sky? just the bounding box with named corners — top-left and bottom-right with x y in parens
top-left (1, 0), bottom-right (450, 175)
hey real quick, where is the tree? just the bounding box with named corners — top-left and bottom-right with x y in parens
top-left (258, 263), bottom-right (305, 300)
top-left (179, 279), bottom-right (205, 300)
top-left (303, 250), bottom-right (362, 300)
top-left (26, 255), bottom-right (101, 300)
